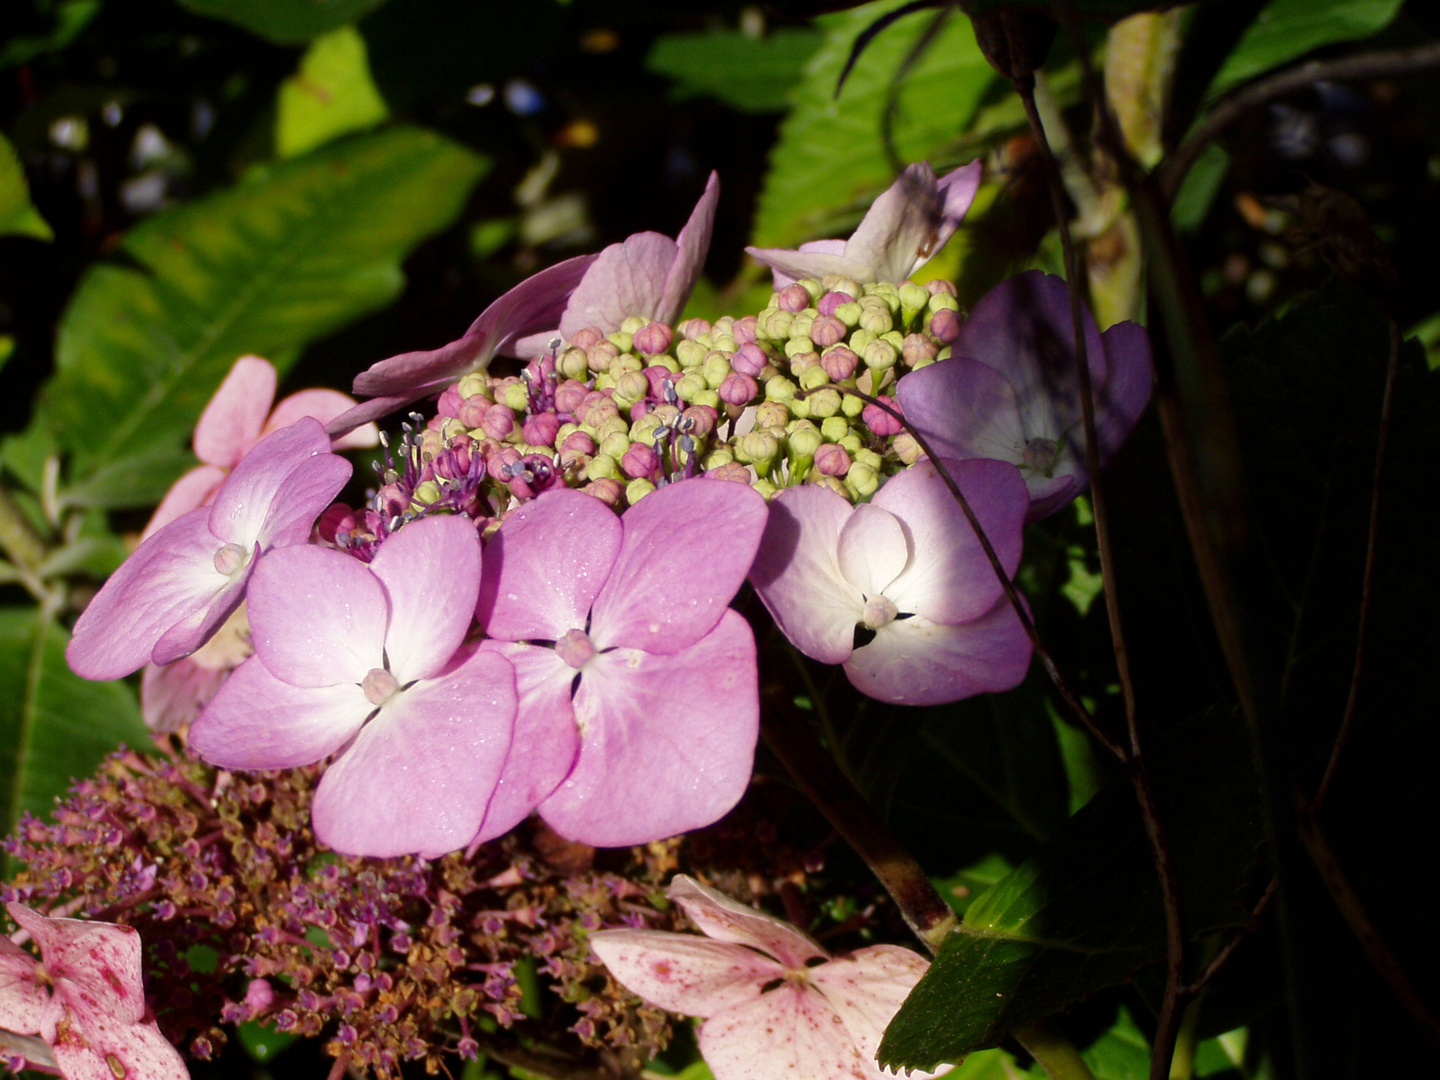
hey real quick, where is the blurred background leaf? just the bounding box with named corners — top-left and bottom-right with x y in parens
top-left (172, 0), bottom-right (394, 46)
top-left (646, 27), bottom-right (824, 113)
top-left (0, 132), bottom-right (52, 240)
top-left (275, 25), bottom-right (389, 158)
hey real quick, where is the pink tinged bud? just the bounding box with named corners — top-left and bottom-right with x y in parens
top-left (621, 442), bottom-right (660, 480)
top-left (731, 342), bottom-right (769, 377)
top-left (587, 340), bottom-right (621, 373)
top-left (643, 366), bottom-right (676, 400)
top-left (213, 543), bottom-right (251, 576)
top-left (706, 461), bottom-right (753, 484)
top-left (570, 327), bottom-right (604, 350)
top-left (245, 979), bottom-right (276, 1014)
top-left (584, 478), bottom-right (624, 506)
top-left (562, 430), bottom-right (598, 455)
top-left (555, 379), bottom-right (589, 414)
top-left (458, 396), bottom-right (489, 429)
top-left (814, 443), bottom-right (851, 477)
top-left (777, 284), bottom-right (811, 313)
top-left (862, 396), bottom-right (904, 436)
top-left (927, 278), bottom-right (958, 297)
top-left (362, 668), bottom-right (400, 706)
top-left (817, 290), bottom-right (856, 316)
top-left (436, 385), bottom-right (464, 419)
top-left (809, 313), bottom-right (847, 348)
top-left (676, 317), bottom-right (712, 340)
top-left (1023, 437), bottom-right (1060, 473)
top-left (820, 346), bottom-right (859, 382)
top-left (929, 307), bottom-right (963, 343)
top-left (681, 405), bottom-right (718, 437)
top-left (732, 315), bottom-right (759, 346)
top-left (482, 404), bottom-right (516, 440)
top-left (554, 628), bottom-right (597, 669)
top-left (633, 321), bottom-right (674, 356)
top-left (523, 412), bottom-right (562, 447)
top-left (719, 372), bottom-right (759, 406)
top-left (903, 332), bottom-right (939, 366)
top-left (862, 594), bottom-right (899, 629)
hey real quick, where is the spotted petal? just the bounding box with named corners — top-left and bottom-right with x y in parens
top-left (590, 929), bottom-right (782, 1017)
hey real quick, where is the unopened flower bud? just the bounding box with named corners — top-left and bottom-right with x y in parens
top-left (833, 300), bottom-right (863, 328)
top-left (676, 339), bottom-right (708, 368)
top-left (893, 431), bottom-right (923, 464)
top-left (899, 281), bottom-right (930, 324)
top-left (765, 376), bottom-right (798, 403)
top-left (700, 351), bottom-right (732, 389)
top-left (621, 442), bottom-right (659, 479)
top-left (732, 315), bottom-right (759, 345)
top-left (457, 372), bottom-right (489, 399)
top-left (787, 422), bottom-right (822, 460)
top-left (562, 430), bottom-right (597, 455)
top-left (599, 431), bottom-right (632, 461)
top-left (902, 332), bottom-right (939, 366)
top-left (859, 304), bottom-right (893, 335)
top-left (558, 346), bottom-right (590, 380)
top-left (820, 415), bottom-right (850, 443)
top-left (587, 339), bottom-right (621, 373)
top-left (929, 307), bottom-right (962, 344)
top-left (820, 345), bottom-right (859, 381)
top-left (607, 330), bottom-right (633, 354)
top-left (806, 387), bottom-right (842, 418)
top-left (776, 284), bottom-right (811, 313)
top-left (500, 382), bottom-right (530, 412)
top-left (846, 462), bottom-right (880, 498)
top-left (731, 342), bottom-right (769, 377)
top-left (584, 477), bottom-right (623, 505)
top-left (788, 314), bottom-right (814, 341)
top-left (810, 313), bottom-right (847, 348)
top-left (570, 327), bottom-right (604, 350)
top-left (761, 308), bottom-right (794, 340)
top-left (482, 404), bottom-right (516, 440)
top-left (755, 401), bottom-right (790, 430)
top-left (927, 279), bottom-right (958, 297)
top-left (862, 396), bottom-right (903, 436)
top-left (612, 353), bottom-right (644, 377)
top-left (586, 453), bottom-right (622, 481)
top-left (625, 477), bottom-right (656, 504)
top-left (678, 317), bottom-right (712, 341)
top-left (436, 385), bottom-right (464, 419)
top-left (706, 461), bottom-right (752, 484)
top-left (822, 274), bottom-right (861, 297)
top-left (785, 339), bottom-right (818, 363)
top-left (811, 475), bottom-right (849, 499)
top-left (594, 414), bottom-right (629, 442)
top-left (814, 443), bottom-right (850, 477)
top-left (633, 320), bottom-right (674, 357)
top-left (681, 405), bottom-right (717, 438)
top-left (675, 371), bottom-right (707, 402)
top-left (739, 431), bottom-right (779, 473)
top-left (863, 339), bottom-right (898, 371)
top-left (523, 412), bottom-right (561, 447)
top-left (798, 365), bottom-right (830, 392)
top-left (817, 290), bottom-right (855, 316)
top-left (614, 370), bottom-right (650, 409)
top-left (458, 395), bottom-right (489, 429)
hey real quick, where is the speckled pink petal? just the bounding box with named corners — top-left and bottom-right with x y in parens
top-left (6, 905), bottom-right (144, 1026)
top-left (47, 1009), bottom-right (188, 1080)
top-left (369, 514), bottom-right (481, 683)
top-left (699, 983), bottom-right (880, 1080)
top-left (836, 504), bottom-right (908, 600)
top-left (811, 945), bottom-right (945, 1079)
top-left (667, 876), bottom-right (827, 971)
top-left (140, 464), bottom-right (227, 541)
top-left (264, 389), bottom-right (379, 452)
top-left (0, 936), bottom-right (46, 1035)
top-left (538, 610), bottom-right (757, 847)
top-left (749, 484), bottom-right (864, 665)
top-left (590, 929), bottom-right (781, 1016)
top-left (477, 489), bottom-right (621, 642)
top-left (193, 355), bottom-right (275, 468)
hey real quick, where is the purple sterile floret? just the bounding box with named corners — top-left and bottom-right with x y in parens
top-left (188, 514), bottom-right (517, 859)
top-left (66, 417), bottom-right (351, 681)
top-left (896, 270), bottom-right (1155, 520)
top-left (473, 478), bottom-right (767, 847)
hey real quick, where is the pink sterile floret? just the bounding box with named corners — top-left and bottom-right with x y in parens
top-left (749, 458), bottom-right (1032, 706)
top-left (0, 902), bottom-right (189, 1080)
top-left (473, 477), bottom-right (767, 848)
top-left (66, 418), bottom-right (352, 682)
top-left (187, 514), bottom-right (517, 859)
top-left (591, 876), bottom-right (949, 1080)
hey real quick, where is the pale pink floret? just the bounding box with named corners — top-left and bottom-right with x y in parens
top-left (474, 478), bottom-right (766, 847)
top-left (188, 514), bottom-right (517, 859)
top-left (746, 161), bottom-right (982, 287)
top-left (143, 355), bottom-right (377, 539)
top-left (592, 876), bottom-right (948, 1080)
top-left (66, 418), bottom-right (352, 682)
top-left (0, 903), bottom-right (189, 1080)
top-left (749, 458), bottom-right (1032, 706)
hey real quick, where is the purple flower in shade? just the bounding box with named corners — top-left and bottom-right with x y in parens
top-left (473, 478), bottom-right (767, 848)
top-left (746, 161), bottom-right (982, 287)
top-left (509, 172), bottom-right (720, 356)
top-left (749, 458), bottom-right (1031, 707)
top-left (142, 355), bottom-right (378, 540)
top-left (0, 903), bottom-right (189, 1080)
top-left (895, 271), bottom-right (1154, 520)
top-left (187, 514), bottom-right (517, 859)
top-left (66, 418), bottom-right (352, 682)
top-left (331, 253), bottom-right (598, 433)
top-left (591, 876), bottom-right (945, 1080)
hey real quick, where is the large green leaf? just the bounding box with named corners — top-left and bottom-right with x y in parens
top-left (751, 1), bottom-right (996, 249)
top-left (0, 131), bottom-right (52, 241)
top-left (0, 607), bottom-right (152, 844)
top-left (1209, 0), bottom-right (1405, 94)
top-left (646, 28), bottom-right (824, 113)
top-left (276, 25), bottom-right (390, 158)
top-left (40, 126), bottom-right (487, 497)
top-left (172, 0), bottom-right (392, 45)
top-left (880, 710), bottom-right (1264, 1071)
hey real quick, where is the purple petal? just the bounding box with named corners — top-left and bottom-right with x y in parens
top-left (140, 658), bottom-right (230, 734)
top-left (812, 946), bottom-right (942, 1078)
top-left (1095, 318), bottom-right (1155, 459)
top-left (589, 478), bottom-right (767, 655)
top-left (247, 544), bottom-right (387, 687)
top-left (844, 596), bottom-right (1032, 706)
top-left (872, 458), bottom-right (1027, 624)
top-left (843, 162), bottom-right (947, 283)
top-left (477, 489), bottom-right (621, 642)
top-left (590, 928), bottom-right (782, 1017)
top-left (325, 392), bottom-right (432, 437)
top-left (311, 649), bottom-right (517, 858)
top-left (207, 416), bottom-right (349, 549)
top-left (151, 558), bottom-right (253, 668)
top-left (140, 463), bottom-right (226, 540)
top-left (555, 233), bottom-right (680, 341)
top-left (471, 642), bottom-right (580, 843)
top-left (192, 355), bottom-right (275, 467)
top-left (699, 984), bottom-right (881, 1080)
top-left (748, 484), bottom-right (863, 665)
top-left (369, 515), bottom-right (481, 683)
top-left (835, 505), bottom-right (908, 599)
top-left (538, 610), bottom-right (757, 846)
top-left (188, 656), bottom-right (368, 768)
top-left (658, 171), bottom-right (719, 326)
top-left (265, 388), bottom-right (378, 452)
top-left (668, 875), bottom-right (827, 971)
top-left (896, 358), bottom-right (1026, 465)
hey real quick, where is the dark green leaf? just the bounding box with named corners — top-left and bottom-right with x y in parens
top-left (1083, 1008), bottom-right (1151, 1080)
top-left (1, 132), bottom-right (52, 240)
top-left (172, 0), bottom-right (392, 45)
top-left (1209, 0), bottom-right (1405, 94)
top-left (880, 710), bottom-right (1264, 1071)
top-left (0, 607), bottom-right (152, 844)
top-left (646, 29), bottom-right (824, 113)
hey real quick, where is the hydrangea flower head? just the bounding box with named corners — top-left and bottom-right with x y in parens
top-left (750, 458), bottom-right (1031, 705)
top-left (896, 271), bottom-right (1154, 519)
top-left (0, 903), bottom-right (189, 1080)
top-left (592, 875), bottom-right (947, 1080)
top-left (746, 161), bottom-right (982, 287)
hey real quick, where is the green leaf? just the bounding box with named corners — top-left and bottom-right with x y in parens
top-left (957, 0), bottom-right (1193, 19)
top-left (276, 26), bottom-right (390, 158)
top-left (1083, 1008), bottom-right (1151, 1080)
top-left (235, 1019), bottom-right (300, 1062)
top-left (0, 0), bottom-right (100, 69)
top-left (172, 0), bottom-right (392, 45)
top-left (40, 126), bottom-right (487, 486)
top-left (646, 29), bottom-right (824, 113)
top-left (880, 710), bottom-right (1264, 1071)
top-left (0, 607), bottom-right (153, 844)
top-left (751, 2), bottom-right (996, 249)
top-left (1210, 0), bottom-right (1405, 94)
top-left (0, 132), bottom-right (52, 241)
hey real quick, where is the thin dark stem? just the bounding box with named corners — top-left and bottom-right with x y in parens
top-left (1160, 41), bottom-right (1440, 201)
top-left (1182, 877), bottom-right (1276, 997)
top-left (1312, 318), bottom-right (1400, 813)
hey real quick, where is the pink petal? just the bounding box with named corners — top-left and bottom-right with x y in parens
top-left (538, 610), bottom-right (757, 846)
top-left (188, 656), bottom-right (368, 768)
top-left (667, 876), bottom-right (827, 971)
top-left (369, 515), bottom-right (481, 683)
top-left (48, 1012), bottom-right (188, 1080)
top-left (658, 171), bottom-right (720, 326)
top-left (896, 358), bottom-right (1026, 465)
top-left (66, 509), bottom-right (235, 681)
top-left (476, 489), bottom-right (621, 642)
top-left (471, 641), bottom-right (580, 844)
top-left (151, 559), bottom-right (253, 668)
top-left (699, 983), bottom-right (881, 1080)
top-left (844, 162), bottom-right (948, 283)
top-left (140, 464), bottom-right (226, 541)
top-left (765, 239), bottom-right (847, 289)
top-left (556, 232), bottom-right (680, 341)
top-left (247, 544), bottom-right (387, 687)
top-left (590, 929), bottom-right (782, 1016)
top-left (264, 389), bottom-right (379, 452)
top-left (6, 905), bottom-right (144, 1025)
top-left (0, 936), bottom-right (46, 1035)
top-left (192, 355), bottom-right (276, 468)
top-left (589, 479), bottom-right (767, 655)
top-left (748, 484), bottom-right (864, 665)
top-left (811, 946), bottom-right (944, 1080)
top-left (325, 392), bottom-right (426, 437)
top-left (872, 458), bottom-right (1027, 624)
top-left (140, 658), bottom-right (229, 733)
top-left (936, 160), bottom-right (983, 234)
top-left (835, 505), bottom-right (908, 599)
top-left (744, 246), bottom-right (872, 288)
top-left (845, 596), bottom-right (1032, 706)
top-left (206, 417), bottom-right (349, 549)
top-left (311, 649), bottom-right (517, 858)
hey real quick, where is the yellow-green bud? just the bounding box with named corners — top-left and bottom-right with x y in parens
top-left (629, 414), bottom-right (664, 446)
top-left (620, 315), bottom-right (648, 335)
top-left (676, 339), bottom-right (708, 368)
top-left (756, 401), bottom-right (790, 430)
top-left (607, 330), bottom-right (634, 354)
top-left (881, 330), bottom-right (905, 351)
top-left (834, 301), bottom-right (863, 328)
top-left (702, 352), bottom-right (732, 389)
top-left (689, 388), bottom-right (721, 409)
top-left (765, 376), bottom-right (798, 403)
top-left (863, 339), bottom-right (898, 371)
top-left (928, 292), bottom-right (960, 314)
top-left (457, 373), bottom-right (489, 399)
top-left (797, 278), bottom-right (824, 304)
top-left (412, 479), bottom-right (443, 506)
top-left (894, 431), bottom-right (923, 464)
top-left (558, 347), bottom-right (589, 380)
top-left (806, 387), bottom-right (842, 418)
top-left (703, 448), bottom-right (735, 470)
top-left (811, 475), bottom-right (850, 499)
top-left (600, 431), bottom-right (633, 460)
top-left (614, 371), bottom-right (650, 410)
top-left (740, 431), bottom-right (779, 473)
top-left (787, 421), bottom-right (822, 459)
top-left (783, 337), bottom-right (814, 360)
top-left (899, 282), bottom-right (930, 325)
top-left (586, 453), bottom-right (622, 481)
top-left (593, 372), bottom-right (615, 392)
top-left (753, 477), bottom-right (778, 500)
top-left (675, 372), bottom-right (707, 402)
top-left (859, 305), bottom-right (894, 336)
top-left (798, 365), bottom-right (831, 392)
top-left (846, 463), bottom-right (880, 498)
top-left (612, 354), bottom-right (644, 377)
top-left (840, 431), bottom-right (862, 454)
top-left (848, 327), bottom-right (873, 354)
top-left (712, 335), bottom-right (737, 353)
top-left (763, 309), bottom-right (794, 339)
top-left (500, 383), bottom-right (530, 412)
top-left (557, 422), bottom-right (581, 444)
top-left (789, 396), bottom-right (811, 419)
top-left (854, 447), bottom-right (882, 471)
top-left (841, 392), bottom-right (865, 418)
top-left (626, 477), bottom-right (656, 504)
top-left (594, 415), bottom-right (630, 442)
top-left (820, 416), bottom-right (850, 443)
top-left (788, 313), bottom-right (814, 341)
